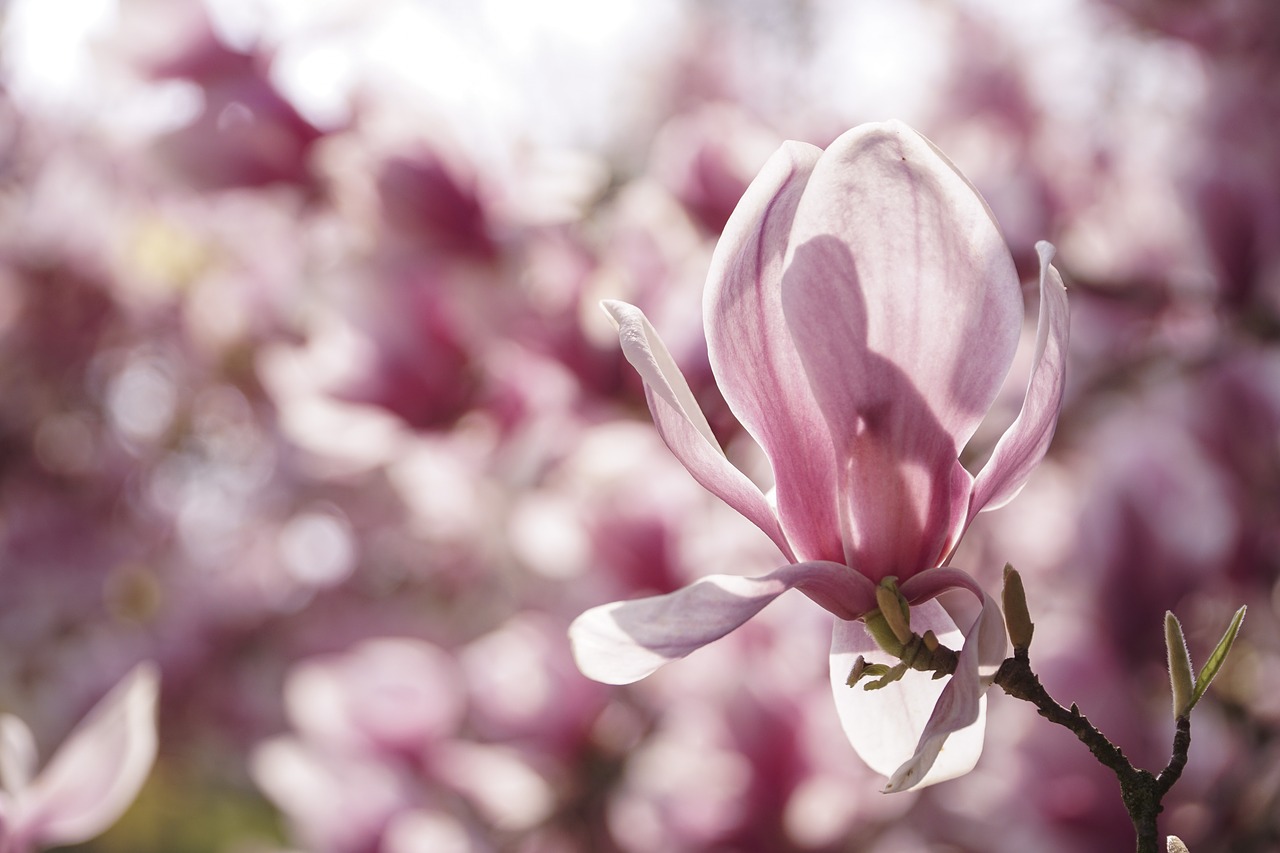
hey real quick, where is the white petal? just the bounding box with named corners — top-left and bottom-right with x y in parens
top-left (882, 593), bottom-right (1004, 792)
top-left (24, 663), bottom-right (159, 846)
top-left (828, 600), bottom-right (986, 789)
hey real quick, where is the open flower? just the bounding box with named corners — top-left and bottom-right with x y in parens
top-left (570, 121), bottom-right (1069, 790)
top-left (0, 663), bottom-right (160, 853)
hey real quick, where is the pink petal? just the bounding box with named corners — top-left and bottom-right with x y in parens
top-left (967, 241), bottom-right (1070, 523)
top-left (704, 141), bottom-right (844, 564)
top-left (603, 300), bottom-right (793, 560)
top-left (24, 663), bottom-right (159, 847)
top-left (828, 599), bottom-right (986, 788)
top-left (570, 562), bottom-right (876, 685)
top-left (781, 121), bottom-right (1022, 579)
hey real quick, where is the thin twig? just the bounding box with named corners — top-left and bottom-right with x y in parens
top-left (990, 647), bottom-right (1192, 853)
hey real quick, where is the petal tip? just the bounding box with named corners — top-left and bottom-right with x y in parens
top-left (128, 661), bottom-right (162, 699)
top-left (599, 299), bottom-right (630, 328)
top-left (567, 604), bottom-right (667, 686)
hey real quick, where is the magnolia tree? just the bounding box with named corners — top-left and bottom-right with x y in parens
top-left (570, 121), bottom-right (1245, 853)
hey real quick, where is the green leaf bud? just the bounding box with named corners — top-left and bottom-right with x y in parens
top-left (1190, 605), bottom-right (1246, 710)
top-left (1164, 611), bottom-right (1195, 719)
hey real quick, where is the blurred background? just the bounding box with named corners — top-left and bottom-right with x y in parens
top-left (0, 0), bottom-right (1277, 850)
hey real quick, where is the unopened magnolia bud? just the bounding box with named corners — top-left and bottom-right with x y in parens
top-left (875, 579), bottom-right (914, 646)
top-left (1165, 611), bottom-right (1195, 719)
top-left (1167, 835), bottom-right (1190, 853)
top-left (1002, 564), bottom-right (1035, 651)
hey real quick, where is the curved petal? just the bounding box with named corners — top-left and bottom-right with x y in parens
top-left (828, 599), bottom-right (985, 788)
top-left (704, 141), bottom-right (843, 564)
top-left (24, 663), bottom-right (159, 847)
top-left (570, 561), bottom-right (876, 685)
top-left (967, 241), bottom-right (1070, 523)
top-left (603, 300), bottom-right (793, 560)
top-left (1, 715), bottom-right (37, 795)
top-left (781, 121), bottom-right (1022, 578)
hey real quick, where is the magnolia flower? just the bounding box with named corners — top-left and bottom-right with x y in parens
top-left (0, 663), bottom-right (160, 853)
top-left (570, 121), bottom-right (1069, 791)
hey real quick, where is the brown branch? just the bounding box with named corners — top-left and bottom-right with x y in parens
top-left (991, 647), bottom-right (1193, 853)
top-left (1157, 716), bottom-right (1192, 797)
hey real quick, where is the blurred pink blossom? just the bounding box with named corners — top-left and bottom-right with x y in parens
top-left (253, 637), bottom-right (558, 853)
top-left (145, 24), bottom-right (325, 191)
top-left (0, 663), bottom-right (158, 853)
top-left (283, 638), bottom-right (465, 759)
top-left (647, 104), bottom-right (782, 234)
top-left (376, 149), bottom-right (497, 261)
top-left (571, 120), bottom-right (1070, 791)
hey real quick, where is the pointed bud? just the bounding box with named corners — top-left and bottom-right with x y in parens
top-left (1001, 564), bottom-right (1034, 651)
top-left (1165, 611), bottom-right (1194, 719)
top-left (875, 578), bottom-right (914, 646)
top-left (1167, 835), bottom-right (1190, 853)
